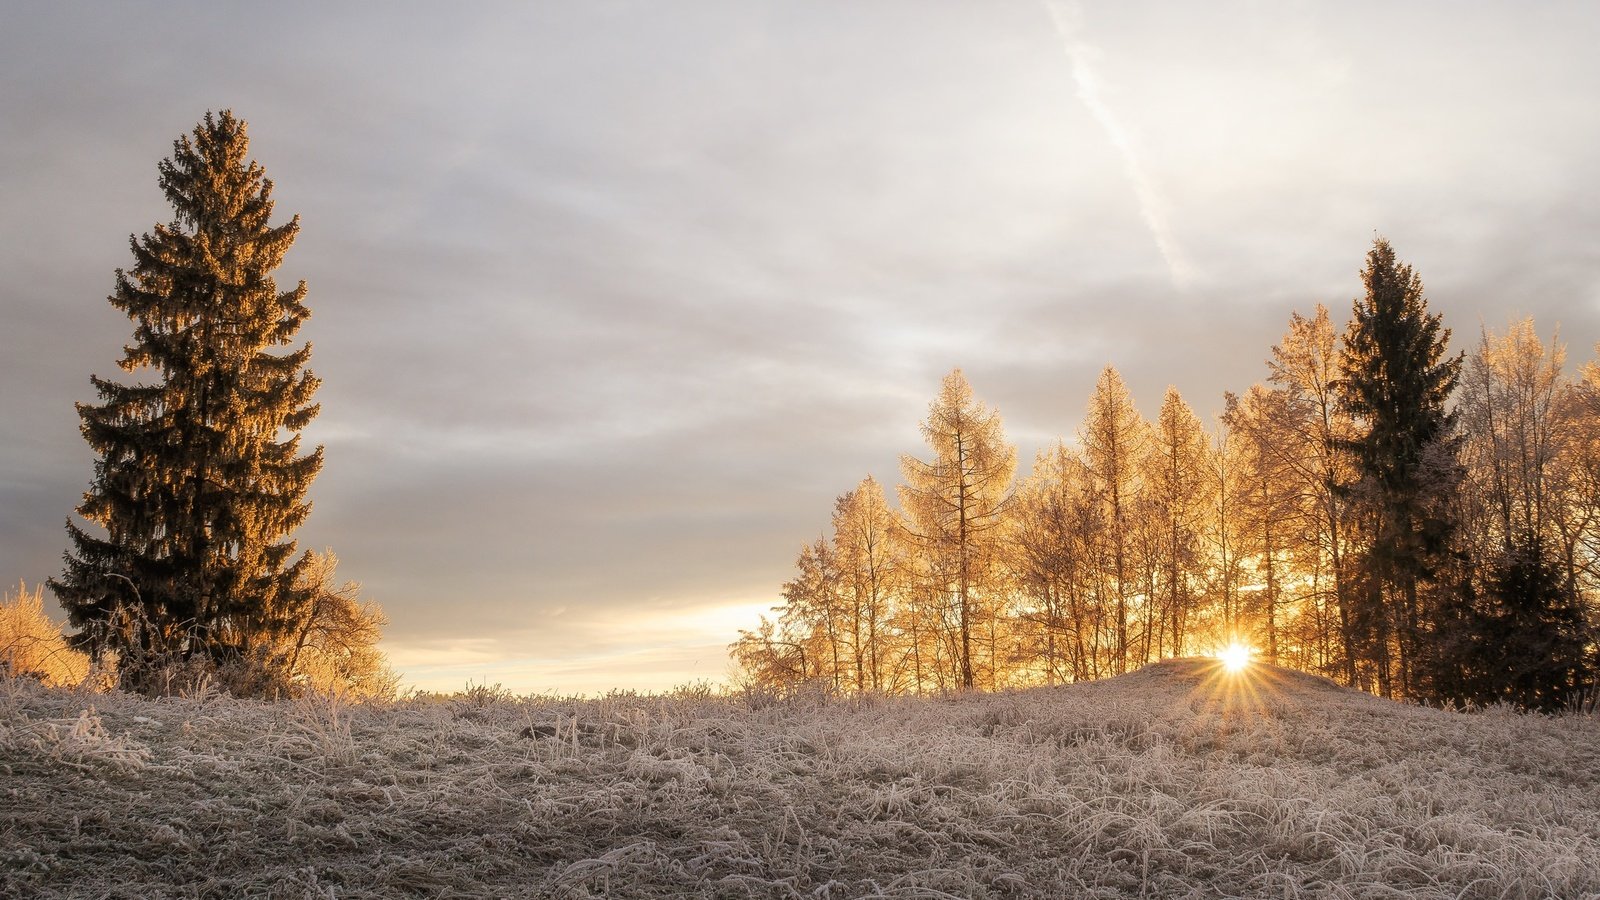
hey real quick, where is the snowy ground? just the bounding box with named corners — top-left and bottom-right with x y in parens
top-left (3, 658), bottom-right (1598, 899)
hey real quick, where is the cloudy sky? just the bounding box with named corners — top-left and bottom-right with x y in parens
top-left (3, 1), bottom-right (1597, 694)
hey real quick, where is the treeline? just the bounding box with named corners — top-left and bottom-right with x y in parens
top-left (733, 239), bottom-right (1600, 711)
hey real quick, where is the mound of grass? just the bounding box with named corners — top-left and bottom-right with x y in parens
top-left (3, 659), bottom-right (1597, 898)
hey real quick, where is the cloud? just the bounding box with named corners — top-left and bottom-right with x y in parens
top-left (384, 598), bottom-right (770, 694)
top-left (1040, 0), bottom-right (1198, 290)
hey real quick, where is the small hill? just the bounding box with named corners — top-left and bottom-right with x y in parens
top-left (3, 660), bottom-right (1598, 898)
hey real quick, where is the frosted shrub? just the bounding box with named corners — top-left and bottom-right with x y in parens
top-left (5, 707), bottom-right (151, 774)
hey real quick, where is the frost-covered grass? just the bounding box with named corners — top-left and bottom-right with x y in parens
top-left (3, 659), bottom-right (1598, 899)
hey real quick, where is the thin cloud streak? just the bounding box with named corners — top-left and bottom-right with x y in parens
top-left (1042, 0), bottom-right (1196, 290)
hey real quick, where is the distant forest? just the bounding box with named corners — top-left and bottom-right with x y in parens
top-left (734, 239), bottom-right (1598, 712)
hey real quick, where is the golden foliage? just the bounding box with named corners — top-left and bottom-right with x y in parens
top-left (279, 551), bottom-right (398, 700)
top-left (0, 581), bottom-right (90, 687)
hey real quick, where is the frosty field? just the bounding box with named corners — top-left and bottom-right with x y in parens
top-left (3, 659), bottom-right (1598, 899)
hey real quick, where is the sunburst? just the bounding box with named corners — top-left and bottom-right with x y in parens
top-left (1218, 642), bottom-right (1252, 673)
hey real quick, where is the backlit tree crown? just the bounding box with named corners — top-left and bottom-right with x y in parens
top-left (52, 110), bottom-right (323, 690)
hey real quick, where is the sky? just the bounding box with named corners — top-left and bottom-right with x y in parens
top-left (3, 1), bottom-right (1598, 695)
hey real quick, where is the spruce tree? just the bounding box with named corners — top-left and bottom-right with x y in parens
top-left (1484, 537), bottom-right (1588, 711)
top-left (1336, 238), bottom-right (1462, 698)
top-left (50, 111), bottom-right (322, 692)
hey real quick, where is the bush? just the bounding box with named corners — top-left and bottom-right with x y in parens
top-left (277, 550), bottom-right (399, 701)
top-left (0, 581), bottom-right (90, 687)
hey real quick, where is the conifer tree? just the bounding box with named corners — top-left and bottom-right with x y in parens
top-left (51, 111), bottom-right (322, 692)
top-left (1267, 304), bottom-right (1358, 681)
top-left (1142, 387), bottom-right (1210, 659)
top-left (1205, 414), bottom-right (1249, 648)
top-left (1336, 238), bottom-right (1462, 698)
top-left (1079, 366), bottom-right (1149, 673)
top-left (832, 476), bottom-right (903, 693)
top-left (900, 369), bottom-right (1016, 690)
top-left (777, 537), bottom-right (845, 690)
top-left (1010, 440), bottom-right (1104, 681)
top-left (1223, 384), bottom-right (1304, 663)
top-left (1482, 541), bottom-right (1588, 711)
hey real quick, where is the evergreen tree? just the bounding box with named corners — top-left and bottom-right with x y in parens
top-left (50, 111), bottom-right (322, 693)
top-left (1483, 537), bottom-right (1589, 711)
top-left (1336, 238), bottom-right (1462, 698)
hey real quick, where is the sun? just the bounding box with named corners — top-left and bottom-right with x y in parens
top-left (1218, 642), bottom-right (1252, 673)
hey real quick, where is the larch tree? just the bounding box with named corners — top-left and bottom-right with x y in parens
top-left (1336, 238), bottom-right (1462, 699)
top-left (831, 476), bottom-right (904, 693)
top-left (50, 111), bottom-right (323, 694)
top-left (1205, 413), bottom-right (1250, 648)
top-left (1223, 384), bottom-right (1305, 663)
top-left (1079, 366), bottom-right (1149, 673)
top-left (783, 537), bottom-right (846, 690)
top-left (1141, 387), bottom-right (1210, 659)
top-left (1267, 304), bottom-right (1357, 680)
top-left (899, 369), bottom-right (1016, 690)
top-left (1010, 441), bottom-right (1105, 681)
top-left (731, 615), bottom-right (811, 693)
